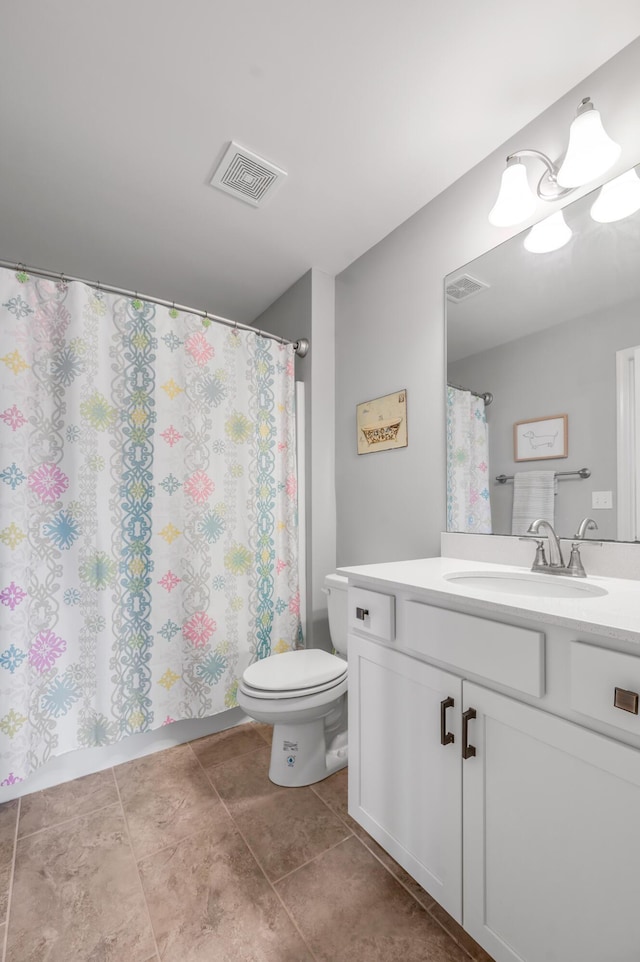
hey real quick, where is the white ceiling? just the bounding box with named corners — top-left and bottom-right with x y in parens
top-left (2, 2), bottom-right (640, 323)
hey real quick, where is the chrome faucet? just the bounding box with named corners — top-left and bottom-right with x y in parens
top-left (526, 519), bottom-right (565, 568)
top-left (521, 517), bottom-right (602, 577)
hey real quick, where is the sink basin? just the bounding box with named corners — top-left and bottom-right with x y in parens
top-left (443, 571), bottom-right (608, 599)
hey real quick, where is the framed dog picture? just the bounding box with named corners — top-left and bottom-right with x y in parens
top-left (514, 414), bottom-right (568, 461)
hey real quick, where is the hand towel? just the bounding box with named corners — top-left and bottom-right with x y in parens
top-left (511, 471), bottom-right (557, 536)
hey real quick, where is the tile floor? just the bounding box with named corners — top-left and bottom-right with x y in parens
top-left (0, 723), bottom-right (494, 962)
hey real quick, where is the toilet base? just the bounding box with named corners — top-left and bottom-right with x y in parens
top-left (268, 719), bottom-right (348, 787)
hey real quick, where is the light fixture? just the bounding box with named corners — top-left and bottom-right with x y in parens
top-left (523, 211), bottom-right (572, 253)
top-left (557, 99), bottom-right (621, 188)
top-left (488, 158), bottom-right (536, 226)
top-left (590, 167), bottom-right (640, 223)
top-left (489, 97), bottom-right (620, 228)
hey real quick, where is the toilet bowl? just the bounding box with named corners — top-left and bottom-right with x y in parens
top-left (237, 572), bottom-right (349, 786)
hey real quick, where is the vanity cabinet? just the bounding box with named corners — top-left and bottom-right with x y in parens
top-left (348, 636), bottom-right (462, 917)
top-left (463, 681), bottom-right (640, 962)
top-left (347, 585), bottom-right (640, 962)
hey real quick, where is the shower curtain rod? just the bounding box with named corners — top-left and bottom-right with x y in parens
top-left (0, 258), bottom-right (310, 358)
top-left (447, 381), bottom-right (493, 406)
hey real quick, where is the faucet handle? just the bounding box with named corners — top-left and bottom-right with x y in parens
top-left (519, 537), bottom-right (547, 569)
top-left (566, 539), bottom-right (603, 578)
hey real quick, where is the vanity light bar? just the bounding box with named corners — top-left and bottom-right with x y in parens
top-left (489, 97), bottom-right (620, 228)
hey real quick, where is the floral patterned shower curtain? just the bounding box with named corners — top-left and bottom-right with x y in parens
top-left (0, 268), bottom-right (300, 786)
top-left (446, 386), bottom-right (492, 534)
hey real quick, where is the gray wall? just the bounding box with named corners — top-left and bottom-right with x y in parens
top-left (255, 269), bottom-right (336, 650)
top-left (448, 298), bottom-right (640, 541)
top-left (335, 36), bottom-right (640, 566)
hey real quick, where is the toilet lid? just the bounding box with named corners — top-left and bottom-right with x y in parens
top-left (242, 649), bottom-right (346, 692)
top-left (239, 672), bottom-right (348, 700)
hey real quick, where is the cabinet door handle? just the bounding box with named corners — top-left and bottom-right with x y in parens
top-left (462, 707), bottom-right (477, 759)
top-left (440, 697), bottom-right (455, 745)
top-left (355, 607), bottom-right (369, 621)
top-left (614, 687), bottom-right (639, 714)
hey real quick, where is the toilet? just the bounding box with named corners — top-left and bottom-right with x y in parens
top-left (237, 573), bottom-right (349, 787)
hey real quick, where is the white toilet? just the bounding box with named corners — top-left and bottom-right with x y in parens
top-left (237, 573), bottom-right (349, 786)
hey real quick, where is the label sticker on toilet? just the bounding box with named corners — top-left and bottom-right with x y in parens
top-left (283, 740), bottom-right (298, 766)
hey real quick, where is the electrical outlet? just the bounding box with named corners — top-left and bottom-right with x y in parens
top-left (592, 490), bottom-right (613, 509)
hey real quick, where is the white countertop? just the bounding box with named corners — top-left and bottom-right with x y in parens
top-left (338, 556), bottom-right (640, 644)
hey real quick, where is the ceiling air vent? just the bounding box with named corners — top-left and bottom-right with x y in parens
top-left (209, 141), bottom-right (287, 207)
top-left (446, 274), bottom-right (490, 303)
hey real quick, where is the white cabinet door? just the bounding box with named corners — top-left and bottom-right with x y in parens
top-left (463, 681), bottom-right (640, 962)
top-left (348, 634), bottom-right (463, 919)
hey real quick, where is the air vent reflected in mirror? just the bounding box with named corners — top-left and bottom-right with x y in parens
top-left (446, 274), bottom-right (490, 302)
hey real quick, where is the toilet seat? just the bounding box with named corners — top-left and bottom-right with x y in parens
top-left (240, 649), bottom-right (347, 700)
top-left (240, 671), bottom-right (347, 700)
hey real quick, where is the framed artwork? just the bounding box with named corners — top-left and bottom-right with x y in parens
top-left (357, 390), bottom-right (407, 454)
top-left (514, 414), bottom-right (568, 462)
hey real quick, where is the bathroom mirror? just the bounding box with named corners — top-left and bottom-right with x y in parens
top-left (445, 162), bottom-right (640, 542)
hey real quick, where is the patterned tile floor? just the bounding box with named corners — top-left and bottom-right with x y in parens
top-left (0, 723), bottom-right (494, 962)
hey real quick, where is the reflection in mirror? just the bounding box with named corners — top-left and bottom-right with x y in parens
top-left (445, 163), bottom-right (640, 543)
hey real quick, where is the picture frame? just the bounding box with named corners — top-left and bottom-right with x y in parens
top-left (356, 390), bottom-right (407, 454)
top-left (514, 414), bottom-right (568, 462)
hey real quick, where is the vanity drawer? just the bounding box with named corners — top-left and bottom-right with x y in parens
top-left (570, 643), bottom-right (640, 736)
top-left (348, 586), bottom-right (395, 642)
top-left (402, 601), bottom-right (545, 697)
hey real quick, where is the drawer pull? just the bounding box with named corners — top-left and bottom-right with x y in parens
top-left (614, 687), bottom-right (639, 715)
top-left (462, 707), bottom-right (477, 759)
top-left (355, 607), bottom-right (369, 621)
top-left (440, 697), bottom-right (455, 746)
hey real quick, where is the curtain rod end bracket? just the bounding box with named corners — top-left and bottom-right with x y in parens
top-left (294, 338), bottom-right (309, 358)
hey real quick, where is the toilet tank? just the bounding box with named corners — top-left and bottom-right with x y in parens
top-left (324, 573), bottom-right (349, 657)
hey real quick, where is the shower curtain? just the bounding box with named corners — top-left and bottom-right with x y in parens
top-left (0, 268), bottom-right (300, 785)
top-left (446, 386), bottom-right (492, 534)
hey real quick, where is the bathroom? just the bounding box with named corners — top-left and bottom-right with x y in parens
top-left (2, 3), bottom-right (640, 960)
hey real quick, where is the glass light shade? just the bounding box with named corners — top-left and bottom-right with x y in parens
top-left (556, 107), bottom-right (621, 188)
top-left (590, 168), bottom-right (640, 223)
top-left (488, 160), bottom-right (536, 226)
top-left (523, 211), bottom-right (572, 253)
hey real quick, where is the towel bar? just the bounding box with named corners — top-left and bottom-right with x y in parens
top-left (495, 468), bottom-right (590, 484)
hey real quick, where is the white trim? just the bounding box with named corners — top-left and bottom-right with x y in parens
top-left (296, 380), bottom-right (307, 644)
top-left (616, 345), bottom-right (640, 542)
